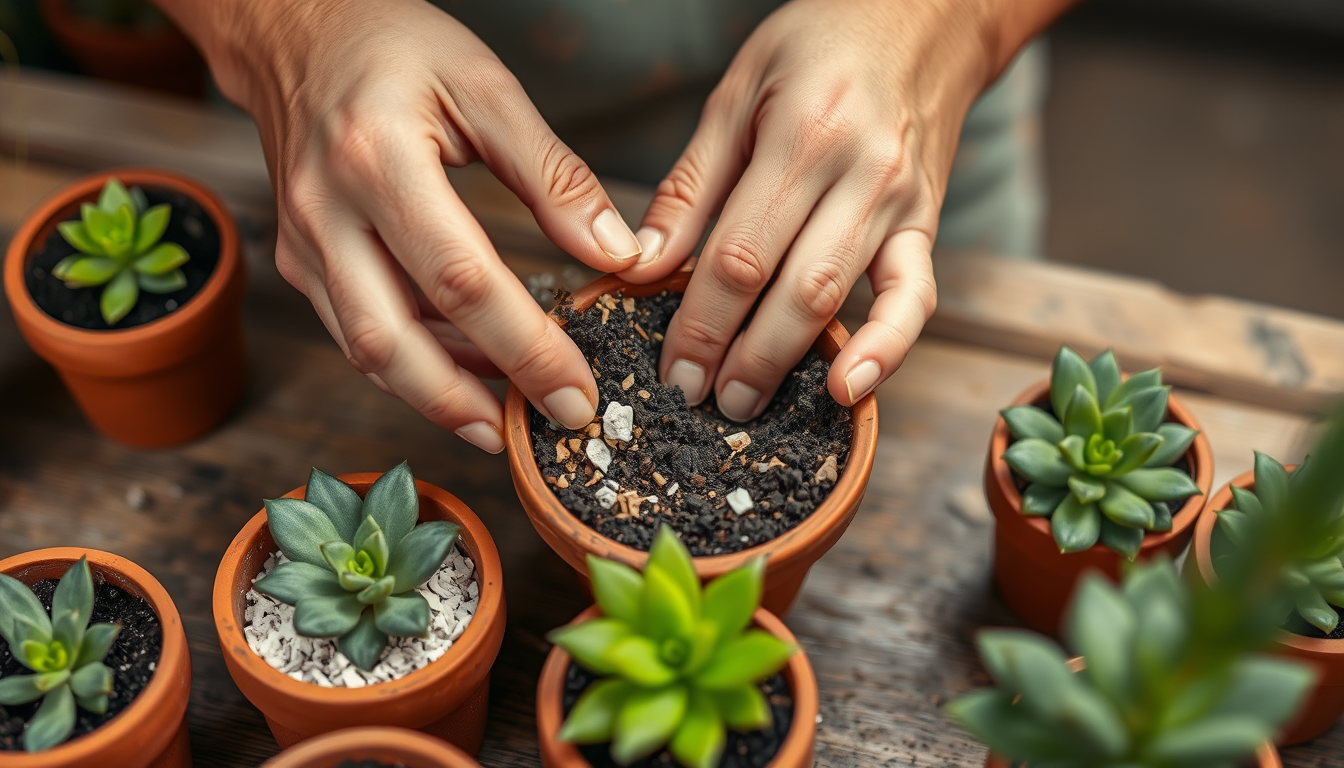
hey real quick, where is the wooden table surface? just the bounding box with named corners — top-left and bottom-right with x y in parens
top-left (2, 72), bottom-right (1343, 768)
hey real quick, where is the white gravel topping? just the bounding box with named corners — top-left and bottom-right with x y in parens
top-left (726, 487), bottom-right (754, 514)
top-left (595, 486), bottom-right (618, 509)
top-left (602, 401), bottom-right (635, 442)
top-left (666, 482), bottom-right (679, 497)
top-left (586, 439), bottom-right (613, 473)
top-left (244, 544), bottom-right (478, 687)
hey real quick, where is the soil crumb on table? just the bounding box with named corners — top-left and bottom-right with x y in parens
top-left (0, 579), bottom-right (162, 751)
top-left (531, 290), bottom-right (853, 556)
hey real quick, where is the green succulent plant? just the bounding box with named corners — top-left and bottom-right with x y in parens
top-left (253, 462), bottom-right (460, 672)
top-left (53, 178), bottom-right (190, 325)
top-left (1001, 345), bottom-right (1203, 559)
top-left (549, 525), bottom-right (795, 768)
top-left (948, 560), bottom-right (1313, 768)
top-left (0, 556), bottom-right (121, 753)
top-left (1216, 452), bottom-right (1344, 635)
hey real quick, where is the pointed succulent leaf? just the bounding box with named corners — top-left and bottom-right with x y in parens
top-left (0, 573), bottom-right (52, 647)
top-left (701, 558), bottom-right (763, 640)
top-left (1115, 468), bottom-right (1200, 501)
top-left (254, 561), bottom-right (346, 605)
top-left (1089, 350), bottom-right (1122, 405)
top-left (605, 636), bottom-right (677, 687)
top-left (1294, 591), bottom-right (1339, 634)
top-left (1059, 435), bottom-right (1087, 472)
top-left (97, 178), bottom-right (134, 214)
top-left (75, 693), bottom-right (109, 715)
top-left (559, 678), bottom-right (634, 743)
top-left (1103, 369), bottom-right (1162, 410)
top-left (976, 629), bottom-right (1076, 721)
top-left (0, 674), bottom-right (46, 706)
top-left (356, 575), bottom-right (395, 605)
top-left (1004, 438), bottom-right (1073, 486)
top-left (81, 203), bottom-right (113, 242)
top-left (373, 593), bottom-right (430, 637)
top-left (694, 630), bottom-right (794, 690)
top-left (1150, 502), bottom-right (1173, 533)
top-left (1145, 423), bottom-right (1198, 468)
top-left (132, 242), bottom-right (188, 276)
top-left (13, 618), bottom-right (52, 665)
top-left (386, 521), bottom-right (459, 593)
top-left (58, 256), bottom-right (121, 286)
top-left (670, 690), bottom-right (727, 768)
top-left (305, 468), bottom-right (363, 544)
top-left (1211, 656), bottom-right (1314, 728)
top-left (1145, 716), bottom-right (1271, 764)
top-left (1068, 475), bottom-right (1106, 505)
top-left (946, 689), bottom-right (1095, 764)
top-left (1052, 496), bottom-right (1101, 553)
top-left (648, 526), bottom-right (701, 614)
top-left (713, 683), bottom-right (771, 730)
top-left (1253, 452), bottom-right (1290, 514)
top-left (680, 620), bottom-right (720, 676)
top-left (1001, 406), bottom-right (1065, 443)
top-left (1229, 486), bottom-right (1264, 519)
top-left (587, 556), bottom-right (645, 626)
top-left (338, 609), bottom-right (389, 671)
top-left (1132, 590), bottom-right (1187, 681)
top-left (1064, 385), bottom-right (1103, 439)
top-left (363, 462), bottom-right (419, 550)
top-left (352, 515), bottom-right (381, 552)
top-left (320, 540), bottom-right (359, 576)
top-left (74, 623), bottom-right (120, 669)
top-left (644, 566), bottom-right (694, 642)
top-left (51, 610), bottom-right (85, 667)
top-left (57, 221), bottom-right (102, 254)
top-left (1099, 483), bottom-right (1157, 530)
top-left (99, 268), bottom-right (138, 325)
top-left (338, 571), bottom-right (375, 593)
top-left (68, 663), bottom-right (112, 698)
top-left (548, 619), bottom-right (633, 676)
top-left (52, 557), bottom-right (94, 633)
top-left (265, 498), bottom-right (342, 568)
top-left (358, 529), bottom-right (390, 580)
top-left (137, 270), bottom-right (186, 294)
top-left (1101, 406), bottom-right (1134, 445)
top-left (1100, 518), bottom-right (1145, 560)
top-left (1106, 433), bottom-right (1161, 476)
top-left (293, 593), bottom-right (365, 637)
top-left (132, 203), bottom-right (170, 253)
top-left (1126, 386), bottom-right (1170, 434)
top-left (1061, 683), bottom-right (1132, 758)
top-left (611, 685), bottom-right (689, 765)
top-left (103, 204), bottom-right (136, 257)
top-left (1066, 575), bottom-right (1135, 703)
top-left (24, 683), bottom-right (75, 753)
top-left (1051, 345), bottom-right (1097, 419)
top-left (1022, 484), bottom-right (1069, 516)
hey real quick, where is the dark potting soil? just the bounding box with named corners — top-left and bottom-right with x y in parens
top-left (0, 579), bottom-right (162, 751)
top-left (562, 662), bottom-right (793, 768)
top-left (531, 291), bottom-right (853, 557)
top-left (24, 185), bottom-right (221, 330)
top-left (335, 762), bottom-right (408, 768)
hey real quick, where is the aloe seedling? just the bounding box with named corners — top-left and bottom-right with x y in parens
top-left (1001, 345), bottom-right (1202, 558)
top-left (0, 556), bottom-right (121, 753)
top-left (53, 178), bottom-right (190, 325)
top-left (253, 463), bottom-right (460, 672)
top-left (549, 525), bottom-right (795, 768)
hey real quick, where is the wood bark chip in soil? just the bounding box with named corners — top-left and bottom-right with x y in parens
top-left (562, 662), bottom-right (792, 768)
top-left (22, 185), bottom-right (221, 330)
top-left (0, 579), bottom-right (162, 750)
top-left (530, 291), bottom-right (853, 556)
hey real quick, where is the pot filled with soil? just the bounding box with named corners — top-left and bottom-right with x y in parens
top-left (0, 548), bottom-right (191, 767)
top-left (1188, 457), bottom-right (1344, 745)
top-left (984, 345), bottom-right (1212, 635)
top-left (505, 272), bottom-right (878, 617)
top-left (3, 169), bottom-right (246, 447)
top-left (259, 726), bottom-right (483, 768)
top-left (213, 464), bottom-right (506, 754)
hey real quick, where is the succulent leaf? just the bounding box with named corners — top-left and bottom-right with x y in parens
top-left (97, 178), bottom-right (135, 214)
top-left (1022, 484), bottom-right (1069, 516)
top-left (549, 618), bottom-right (634, 676)
top-left (355, 576), bottom-right (395, 605)
top-left (560, 678), bottom-right (633, 743)
top-left (337, 610), bottom-right (388, 671)
top-left (57, 256), bottom-right (121, 286)
top-left (1051, 346), bottom-right (1096, 420)
top-left (1099, 483), bottom-right (1156, 530)
top-left (700, 558), bottom-right (762, 640)
top-left (1063, 385), bottom-right (1103, 439)
top-left (74, 623), bottom-right (121, 669)
top-left (712, 683), bottom-right (771, 730)
top-left (52, 558), bottom-right (94, 634)
top-left (0, 573), bottom-right (52, 647)
top-left (74, 693), bottom-right (108, 715)
top-left (644, 567), bottom-right (695, 645)
top-left (265, 498), bottom-right (342, 569)
top-left (1145, 423), bottom-right (1198, 468)
top-left (1211, 657), bottom-right (1315, 726)
top-left (137, 270), bottom-right (186, 294)
top-left (385, 520), bottom-right (458, 592)
top-left (0, 674), bottom-right (47, 706)
top-left (648, 527), bottom-right (701, 615)
top-left (1110, 433), bottom-right (1163, 475)
top-left (132, 204), bottom-right (170, 253)
top-left (692, 630), bottom-right (794, 690)
top-left (24, 683), bottom-right (75, 753)
top-left (100, 269), bottom-right (139, 325)
top-left (1068, 475), bottom-right (1106, 505)
top-left (670, 690), bottom-right (727, 768)
top-left (588, 556), bottom-right (645, 626)
top-left (363, 461), bottom-right (418, 550)
top-left (606, 636), bottom-right (678, 687)
top-left (1004, 438), bottom-right (1073, 486)
top-left (373, 593), bottom-right (430, 636)
top-left (1252, 452), bottom-right (1290, 513)
top-left (612, 685), bottom-right (688, 765)
top-left (305, 468), bottom-right (364, 543)
top-left (1115, 468), bottom-right (1200, 502)
top-left (1100, 406), bottom-right (1134, 445)
top-left (68, 663), bottom-right (112, 699)
top-left (254, 561), bottom-right (346, 604)
top-left (50, 611), bottom-right (85, 668)
top-left (1144, 716), bottom-right (1270, 764)
top-left (293, 594), bottom-right (364, 637)
top-left (1103, 369), bottom-right (1162, 410)
top-left (1089, 350), bottom-right (1122, 405)
top-left (57, 221), bottom-right (101, 254)
top-left (1127, 386), bottom-right (1170, 434)
top-left (1052, 496), bottom-right (1101, 553)
top-left (1066, 575), bottom-right (1135, 704)
top-left (1001, 406), bottom-right (1064, 444)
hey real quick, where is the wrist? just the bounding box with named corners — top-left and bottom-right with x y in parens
top-left (975, 0), bottom-right (1076, 78)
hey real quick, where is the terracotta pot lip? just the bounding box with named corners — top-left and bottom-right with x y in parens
top-left (537, 605), bottom-right (817, 767)
top-left (259, 725), bottom-right (480, 767)
top-left (503, 271), bottom-right (878, 575)
top-left (0, 547), bottom-right (189, 767)
top-left (1191, 467), bottom-right (1344, 655)
top-left (987, 377), bottom-right (1214, 554)
top-left (212, 472), bottom-right (504, 706)
top-left (3, 167), bottom-right (240, 347)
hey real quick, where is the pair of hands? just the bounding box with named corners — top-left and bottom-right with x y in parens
top-left (174, 0), bottom-right (1040, 453)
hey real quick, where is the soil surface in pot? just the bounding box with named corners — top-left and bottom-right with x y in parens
top-left (532, 290), bottom-right (852, 556)
top-left (0, 579), bottom-right (163, 750)
top-left (24, 185), bottom-right (221, 330)
top-left (562, 662), bottom-right (793, 768)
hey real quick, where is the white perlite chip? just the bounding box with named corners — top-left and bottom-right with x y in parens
top-left (586, 439), bottom-right (612, 473)
top-left (603, 401), bottom-right (635, 442)
top-left (724, 431), bottom-right (752, 452)
top-left (595, 486), bottom-right (618, 509)
top-left (726, 487), bottom-right (754, 513)
top-left (244, 545), bottom-right (478, 687)
top-left (666, 483), bottom-right (680, 497)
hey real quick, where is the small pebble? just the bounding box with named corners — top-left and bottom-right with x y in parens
top-left (726, 487), bottom-right (754, 514)
top-left (666, 482), bottom-right (679, 497)
top-left (603, 401), bottom-right (635, 442)
top-left (586, 439), bottom-right (613, 473)
top-left (595, 486), bottom-right (618, 510)
top-left (724, 431), bottom-right (752, 452)
top-left (814, 454), bottom-right (839, 483)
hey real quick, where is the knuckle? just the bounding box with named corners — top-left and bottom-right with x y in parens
top-left (343, 319), bottom-right (397, 374)
top-left (428, 253), bottom-right (493, 315)
top-left (672, 315), bottom-right (728, 358)
top-left (710, 235), bottom-right (772, 295)
top-left (417, 379), bottom-right (476, 427)
top-left (911, 273), bottom-right (938, 320)
top-left (866, 138), bottom-right (909, 188)
top-left (538, 137), bottom-right (599, 207)
top-left (326, 113), bottom-right (400, 188)
top-left (509, 333), bottom-right (572, 384)
top-left (652, 149), bottom-right (709, 215)
top-left (795, 260), bottom-right (850, 321)
top-left (791, 86), bottom-right (857, 153)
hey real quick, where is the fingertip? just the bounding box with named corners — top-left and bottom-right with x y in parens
top-left (455, 421), bottom-right (505, 454)
top-left (591, 207), bottom-right (642, 266)
top-left (541, 385), bottom-right (598, 430)
top-left (833, 358), bottom-right (882, 406)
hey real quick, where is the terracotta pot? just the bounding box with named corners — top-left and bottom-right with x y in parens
top-left (260, 726), bottom-right (482, 768)
top-left (537, 606), bottom-right (816, 768)
top-left (985, 378), bottom-right (1213, 636)
top-left (985, 743), bottom-right (1281, 768)
top-left (1189, 467), bottom-right (1344, 745)
top-left (213, 473), bottom-right (506, 754)
top-left (505, 272), bottom-right (878, 617)
top-left (39, 0), bottom-right (207, 99)
top-left (4, 168), bottom-right (247, 448)
top-left (0, 548), bottom-right (191, 768)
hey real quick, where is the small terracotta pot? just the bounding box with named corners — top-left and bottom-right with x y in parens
top-left (537, 606), bottom-right (816, 768)
top-left (985, 743), bottom-right (1282, 768)
top-left (259, 726), bottom-right (482, 768)
top-left (1189, 467), bottom-right (1344, 745)
top-left (212, 473), bottom-right (506, 753)
top-left (0, 548), bottom-right (191, 768)
top-left (3, 168), bottom-right (247, 448)
top-left (984, 379), bottom-right (1213, 636)
top-left (39, 0), bottom-right (207, 99)
top-left (505, 272), bottom-right (878, 617)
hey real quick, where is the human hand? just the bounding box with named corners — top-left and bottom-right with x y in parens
top-left (172, 0), bottom-right (645, 451)
top-left (618, 0), bottom-right (1046, 420)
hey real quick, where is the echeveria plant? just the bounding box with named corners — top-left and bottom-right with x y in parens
top-left (1217, 452), bottom-right (1344, 634)
top-left (253, 463), bottom-right (460, 671)
top-left (549, 525), bottom-right (795, 768)
top-left (53, 178), bottom-right (190, 325)
top-left (0, 556), bottom-right (121, 752)
top-left (1001, 345), bottom-right (1202, 558)
top-left (948, 561), bottom-right (1313, 768)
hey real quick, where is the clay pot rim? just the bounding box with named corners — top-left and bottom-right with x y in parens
top-left (0, 547), bottom-right (189, 767)
top-left (503, 271), bottom-right (878, 576)
top-left (1191, 467), bottom-right (1344, 655)
top-left (987, 378), bottom-right (1214, 555)
top-left (2, 167), bottom-right (239, 347)
top-left (211, 472), bottom-right (504, 707)
top-left (536, 605), bottom-right (817, 767)
top-left (259, 725), bottom-right (480, 767)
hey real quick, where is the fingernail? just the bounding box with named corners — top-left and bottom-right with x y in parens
top-left (592, 209), bottom-right (641, 262)
top-left (455, 421), bottom-right (504, 454)
top-left (635, 227), bottom-right (664, 265)
top-left (665, 359), bottom-right (707, 405)
top-left (542, 386), bottom-right (596, 430)
top-left (718, 380), bottom-right (762, 422)
top-left (844, 359), bottom-right (882, 405)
